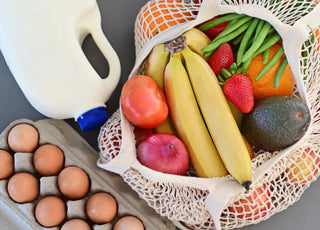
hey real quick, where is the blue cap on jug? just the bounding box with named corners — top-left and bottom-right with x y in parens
top-left (77, 107), bottom-right (109, 131)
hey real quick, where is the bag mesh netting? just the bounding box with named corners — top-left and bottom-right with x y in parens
top-left (97, 0), bottom-right (320, 229)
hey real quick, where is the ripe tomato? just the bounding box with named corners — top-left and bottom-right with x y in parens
top-left (121, 75), bottom-right (169, 129)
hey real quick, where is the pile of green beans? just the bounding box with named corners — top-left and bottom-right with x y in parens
top-left (200, 13), bottom-right (287, 88)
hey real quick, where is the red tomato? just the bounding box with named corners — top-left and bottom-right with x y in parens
top-left (198, 16), bottom-right (230, 40)
top-left (121, 75), bottom-right (169, 129)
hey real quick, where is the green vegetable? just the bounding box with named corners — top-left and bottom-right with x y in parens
top-left (202, 21), bottom-right (251, 56)
top-left (255, 46), bottom-right (284, 81)
top-left (242, 22), bottom-right (272, 63)
top-left (232, 32), bottom-right (245, 46)
top-left (241, 33), bottom-right (281, 70)
top-left (263, 48), bottom-right (270, 64)
top-left (242, 56), bottom-right (253, 71)
top-left (253, 33), bottom-right (282, 56)
top-left (252, 20), bottom-right (265, 42)
top-left (211, 16), bottom-right (253, 43)
top-left (236, 18), bottom-right (260, 65)
top-left (274, 57), bottom-right (288, 88)
top-left (198, 13), bottom-right (244, 31)
top-left (302, 25), bottom-right (315, 75)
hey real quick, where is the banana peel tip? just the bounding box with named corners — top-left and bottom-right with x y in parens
top-left (242, 181), bottom-right (252, 191)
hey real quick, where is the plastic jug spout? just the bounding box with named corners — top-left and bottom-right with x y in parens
top-left (77, 106), bottom-right (109, 131)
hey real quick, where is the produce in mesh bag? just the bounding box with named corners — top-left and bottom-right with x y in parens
top-left (97, 0), bottom-right (320, 229)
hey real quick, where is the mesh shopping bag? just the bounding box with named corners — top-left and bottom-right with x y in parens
top-left (97, 1), bottom-right (320, 229)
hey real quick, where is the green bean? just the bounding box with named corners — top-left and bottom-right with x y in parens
top-left (198, 13), bottom-right (245, 31)
top-left (267, 26), bottom-right (276, 35)
top-left (241, 33), bottom-right (281, 70)
top-left (252, 20), bottom-right (265, 42)
top-left (302, 26), bottom-right (315, 58)
top-left (232, 32), bottom-right (245, 46)
top-left (310, 26), bottom-right (316, 44)
top-left (202, 21), bottom-right (252, 55)
top-left (273, 57), bottom-right (288, 88)
top-left (241, 32), bottom-right (281, 67)
top-left (242, 56), bottom-right (253, 71)
top-left (220, 16), bottom-right (243, 41)
top-left (263, 48), bottom-right (270, 64)
top-left (242, 22), bottom-right (272, 63)
top-left (253, 33), bottom-right (282, 56)
top-left (212, 16), bottom-right (253, 43)
top-left (236, 18), bottom-right (260, 65)
top-left (302, 26), bottom-right (315, 74)
top-left (255, 46), bottom-right (284, 81)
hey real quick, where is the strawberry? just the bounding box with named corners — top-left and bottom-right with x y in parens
top-left (208, 43), bottom-right (234, 76)
top-left (219, 64), bottom-right (254, 113)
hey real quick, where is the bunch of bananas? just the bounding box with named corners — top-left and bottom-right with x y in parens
top-left (144, 28), bottom-right (252, 190)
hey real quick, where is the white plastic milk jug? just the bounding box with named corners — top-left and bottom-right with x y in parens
top-left (0, 0), bottom-right (121, 131)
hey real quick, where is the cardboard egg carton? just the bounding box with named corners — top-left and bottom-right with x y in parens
top-left (0, 119), bottom-right (176, 230)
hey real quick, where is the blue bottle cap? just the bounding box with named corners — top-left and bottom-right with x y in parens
top-left (77, 107), bottom-right (109, 131)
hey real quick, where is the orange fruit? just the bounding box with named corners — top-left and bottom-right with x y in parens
top-left (137, 0), bottom-right (194, 39)
top-left (286, 149), bottom-right (320, 185)
top-left (314, 27), bottom-right (320, 51)
top-left (246, 44), bottom-right (295, 100)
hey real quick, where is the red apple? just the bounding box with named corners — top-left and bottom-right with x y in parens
top-left (228, 184), bottom-right (271, 220)
top-left (136, 133), bottom-right (189, 175)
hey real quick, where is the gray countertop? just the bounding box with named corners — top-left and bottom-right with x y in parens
top-left (0, 0), bottom-right (319, 229)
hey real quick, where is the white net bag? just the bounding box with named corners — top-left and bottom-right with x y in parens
top-left (97, 0), bottom-right (320, 229)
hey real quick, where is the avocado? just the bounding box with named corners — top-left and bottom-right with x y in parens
top-left (241, 96), bottom-right (311, 152)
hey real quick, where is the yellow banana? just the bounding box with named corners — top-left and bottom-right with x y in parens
top-left (183, 28), bottom-right (211, 59)
top-left (145, 43), bottom-right (176, 135)
top-left (164, 51), bottom-right (228, 178)
top-left (145, 43), bottom-right (169, 91)
top-left (181, 48), bottom-right (252, 190)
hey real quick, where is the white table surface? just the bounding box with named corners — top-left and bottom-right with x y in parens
top-left (0, 0), bottom-right (319, 229)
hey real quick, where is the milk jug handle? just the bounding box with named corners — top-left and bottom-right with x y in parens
top-left (89, 25), bottom-right (121, 96)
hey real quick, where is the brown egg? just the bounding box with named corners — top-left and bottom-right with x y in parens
top-left (61, 219), bottom-right (91, 230)
top-left (113, 216), bottom-right (145, 230)
top-left (33, 144), bottom-right (64, 176)
top-left (86, 192), bottom-right (117, 224)
top-left (0, 150), bottom-right (14, 179)
top-left (58, 166), bottom-right (90, 200)
top-left (35, 196), bottom-right (66, 227)
top-left (7, 172), bottom-right (39, 203)
top-left (7, 123), bottom-right (39, 153)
